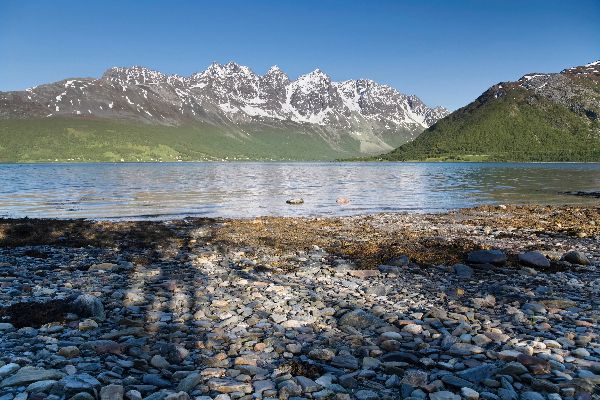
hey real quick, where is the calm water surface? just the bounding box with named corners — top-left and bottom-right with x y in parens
top-left (0, 162), bottom-right (598, 219)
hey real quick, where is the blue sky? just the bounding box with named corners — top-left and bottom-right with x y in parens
top-left (1, 0), bottom-right (598, 110)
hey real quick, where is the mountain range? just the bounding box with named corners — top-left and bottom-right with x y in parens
top-left (381, 60), bottom-right (600, 162)
top-left (0, 63), bottom-right (448, 162)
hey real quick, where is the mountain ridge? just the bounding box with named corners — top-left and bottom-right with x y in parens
top-left (0, 62), bottom-right (448, 162)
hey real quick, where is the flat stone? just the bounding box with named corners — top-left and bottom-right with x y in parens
top-left (403, 323), bottom-right (424, 335)
top-left (207, 378), bottom-right (252, 393)
top-left (355, 389), bottom-right (379, 400)
top-left (449, 343), bottom-right (484, 356)
top-left (331, 354), bottom-right (359, 369)
top-left (296, 376), bottom-right (320, 392)
top-left (457, 364), bottom-right (498, 383)
top-left (0, 363), bottom-right (20, 378)
top-left (25, 379), bottom-right (57, 393)
top-left (442, 374), bottom-right (475, 389)
top-left (59, 373), bottom-right (101, 396)
top-left (0, 367), bottom-right (65, 388)
top-left (497, 362), bottom-right (528, 376)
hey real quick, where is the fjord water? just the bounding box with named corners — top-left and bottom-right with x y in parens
top-left (0, 162), bottom-right (598, 219)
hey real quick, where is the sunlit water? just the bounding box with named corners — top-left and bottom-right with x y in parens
top-left (0, 162), bottom-right (598, 219)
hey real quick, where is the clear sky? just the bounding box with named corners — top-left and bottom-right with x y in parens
top-left (1, 0), bottom-right (598, 110)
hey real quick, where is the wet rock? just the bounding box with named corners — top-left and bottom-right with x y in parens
top-left (336, 197), bottom-right (350, 205)
top-left (286, 198), bottom-right (304, 205)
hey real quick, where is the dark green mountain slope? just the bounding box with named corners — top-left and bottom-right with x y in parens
top-left (381, 61), bottom-right (600, 162)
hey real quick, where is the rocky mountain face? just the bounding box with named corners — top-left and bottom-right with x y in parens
top-left (383, 60), bottom-right (600, 162)
top-left (483, 60), bottom-right (600, 121)
top-left (0, 63), bottom-right (448, 157)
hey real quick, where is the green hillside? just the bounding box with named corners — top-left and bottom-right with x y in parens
top-left (0, 117), bottom-right (362, 162)
top-left (380, 77), bottom-right (600, 162)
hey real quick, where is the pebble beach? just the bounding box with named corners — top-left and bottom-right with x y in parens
top-left (0, 205), bottom-right (598, 400)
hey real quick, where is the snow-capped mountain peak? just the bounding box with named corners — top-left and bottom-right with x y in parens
top-left (1, 62), bottom-right (449, 155)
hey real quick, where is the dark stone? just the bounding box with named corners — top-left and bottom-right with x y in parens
top-left (458, 363), bottom-right (498, 383)
top-left (441, 374), bottom-right (476, 389)
top-left (518, 252), bottom-right (550, 268)
top-left (380, 352), bottom-right (420, 365)
top-left (467, 250), bottom-right (507, 265)
top-left (561, 251), bottom-right (590, 265)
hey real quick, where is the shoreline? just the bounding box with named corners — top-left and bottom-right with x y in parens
top-left (0, 205), bottom-right (599, 399)
top-left (2, 160), bottom-right (600, 165)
